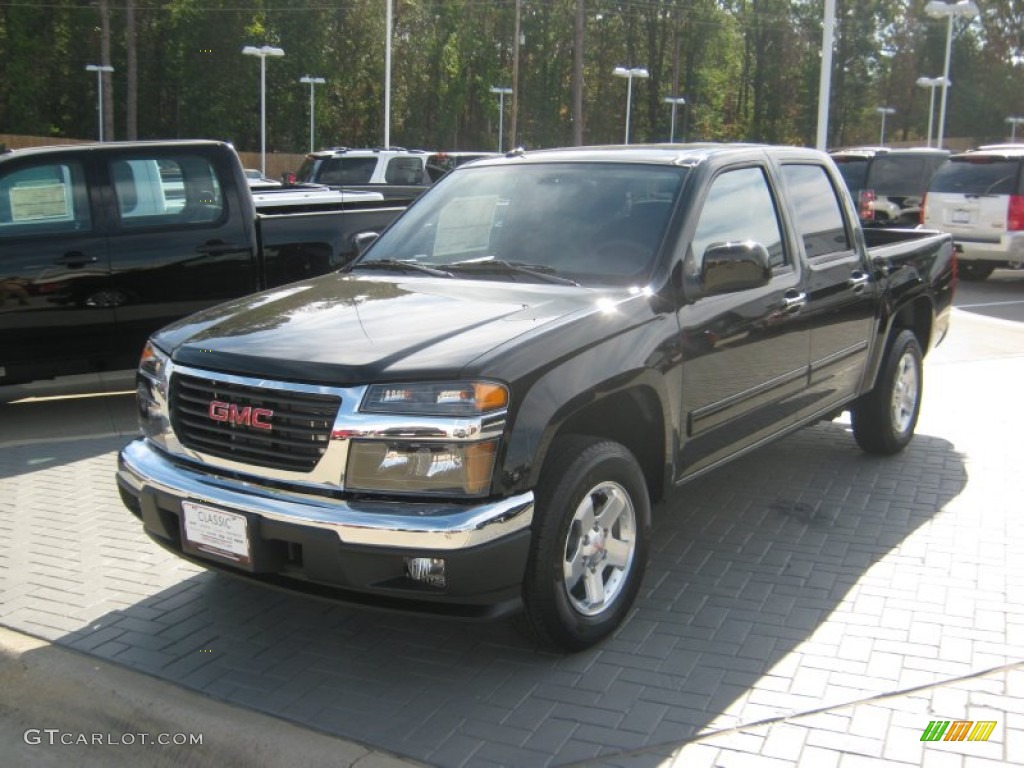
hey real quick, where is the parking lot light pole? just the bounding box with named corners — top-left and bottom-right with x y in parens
top-left (663, 97), bottom-right (686, 143)
top-left (85, 65), bottom-right (114, 142)
top-left (876, 106), bottom-right (896, 146)
top-left (916, 77), bottom-right (948, 148)
top-left (242, 45), bottom-right (285, 176)
top-left (925, 1), bottom-right (978, 149)
top-left (1007, 117), bottom-right (1024, 143)
top-left (299, 76), bottom-right (325, 153)
top-left (613, 66), bottom-right (649, 145)
top-left (490, 86), bottom-right (512, 153)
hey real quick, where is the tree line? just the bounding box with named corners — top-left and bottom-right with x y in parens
top-left (1, 1), bottom-right (1021, 155)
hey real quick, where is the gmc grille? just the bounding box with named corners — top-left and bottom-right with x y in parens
top-left (170, 374), bottom-right (341, 472)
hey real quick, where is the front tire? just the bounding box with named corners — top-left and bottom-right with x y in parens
top-left (520, 436), bottom-right (651, 652)
top-left (851, 329), bottom-right (923, 455)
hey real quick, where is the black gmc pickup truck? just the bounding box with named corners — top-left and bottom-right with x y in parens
top-left (0, 140), bottom-right (405, 385)
top-left (117, 144), bottom-right (955, 651)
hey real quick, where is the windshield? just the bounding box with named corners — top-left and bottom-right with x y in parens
top-left (929, 158), bottom-right (1022, 195)
top-left (866, 155), bottom-right (947, 195)
top-left (356, 162), bottom-right (686, 287)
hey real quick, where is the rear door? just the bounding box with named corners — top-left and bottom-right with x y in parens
top-left (779, 162), bottom-right (876, 418)
top-left (677, 162), bottom-right (811, 476)
top-left (104, 147), bottom-right (256, 366)
top-left (0, 152), bottom-right (113, 383)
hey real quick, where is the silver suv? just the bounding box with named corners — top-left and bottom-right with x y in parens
top-left (922, 145), bottom-right (1024, 280)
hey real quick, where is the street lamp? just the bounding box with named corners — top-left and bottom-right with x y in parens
top-left (663, 96), bottom-right (686, 143)
top-left (241, 45), bottom-right (285, 176)
top-left (1007, 117), bottom-right (1024, 143)
top-left (612, 66), bottom-right (649, 145)
top-left (299, 76), bottom-right (325, 153)
top-left (490, 86), bottom-right (512, 153)
top-left (925, 1), bottom-right (978, 149)
top-left (916, 76), bottom-right (948, 148)
top-left (876, 107), bottom-right (896, 146)
top-left (85, 64), bottom-right (114, 142)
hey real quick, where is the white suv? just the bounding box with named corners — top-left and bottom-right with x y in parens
top-left (287, 147), bottom-right (431, 201)
top-left (922, 146), bottom-right (1024, 280)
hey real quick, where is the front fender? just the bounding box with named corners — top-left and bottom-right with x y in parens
top-left (496, 316), bottom-right (680, 497)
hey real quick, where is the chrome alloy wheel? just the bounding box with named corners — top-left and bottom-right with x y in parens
top-left (562, 480), bottom-right (637, 617)
top-left (890, 349), bottom-right (920, 436)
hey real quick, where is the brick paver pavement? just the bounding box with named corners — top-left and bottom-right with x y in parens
top-left (1, 300), bottom-right (1021, 767)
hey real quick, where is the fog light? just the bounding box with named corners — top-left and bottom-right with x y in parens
top-left (405, 557), bottom-right (446, 587)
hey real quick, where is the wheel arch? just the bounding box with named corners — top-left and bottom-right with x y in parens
top-left (543, 384), bottom-right (670, 506)
top-left (890, 294), bottom-right (934, 358)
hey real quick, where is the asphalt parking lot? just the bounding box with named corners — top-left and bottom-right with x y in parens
top-left (1, 271), bottom-right (1023, 767)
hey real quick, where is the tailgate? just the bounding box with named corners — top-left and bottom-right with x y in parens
top-left (925, 192), bottom-right (1007, 240)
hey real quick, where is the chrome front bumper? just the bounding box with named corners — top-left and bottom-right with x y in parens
top-left (117, 438), bottom-right (534, 551)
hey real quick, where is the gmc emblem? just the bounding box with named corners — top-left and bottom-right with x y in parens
top-left (208, 400), bottom-right (273, 431)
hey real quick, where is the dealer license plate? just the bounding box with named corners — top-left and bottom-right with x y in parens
top-left (182, 501), bottom-right (251, 565)
top-left (952, 209), bottom-right (972, 225)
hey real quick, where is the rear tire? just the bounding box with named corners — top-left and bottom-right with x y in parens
top-left (519, 436), bottom-right (651, 652)
top-left (851, 330), bottom-right (923, 455)
top-left (959, 262), bottom-right (995, 281)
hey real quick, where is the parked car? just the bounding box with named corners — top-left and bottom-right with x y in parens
top-left (118, 144), bottom-right (955, 651)
top-left (0, 140), bottom-right (407, 385)
top-left (243, 168), bottom-right (281, 187)
top-left (285, 147), bottom-right (432, 203)
top-left (830, 146), bottom-right (949, 227)
top-left (425, 151), bottom-right (501, 182)
top-left (922, 145), bottom-right (1024, 280)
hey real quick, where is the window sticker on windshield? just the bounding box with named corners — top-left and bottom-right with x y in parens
top-left (434, 195), bottom-right (498, 257)
top-left (11, 183), bottom-right (69, 221)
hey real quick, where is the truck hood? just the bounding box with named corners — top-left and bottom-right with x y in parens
top-left (156, 273), bottom-right (611, 384)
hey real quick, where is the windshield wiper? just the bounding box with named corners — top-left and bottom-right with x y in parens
top-left (446, 259), bottom-right (580, 286)
top-left (350, 259), bottom-right (454, 278)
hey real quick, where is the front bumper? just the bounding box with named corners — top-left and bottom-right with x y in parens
top-left (117, 439), bottom-right (534, 618)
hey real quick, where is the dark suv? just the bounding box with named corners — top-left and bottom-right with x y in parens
top-left (830, 147), bottom-right (949, 227)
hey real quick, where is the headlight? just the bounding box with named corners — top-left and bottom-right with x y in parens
top-left (137, 341), bottom-right (170, 434)
top-left (350, 380), bottom-right (508, 496)
top-left (361, 380), bottom-right (508, 416)
top-left (139, 340), bottom-right (169, 382)
top-left (347, 439), bottom-right (498, 496)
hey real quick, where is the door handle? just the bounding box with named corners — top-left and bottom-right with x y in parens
top-left (54, 252), bottom-right (98, 268)
top-left (848, 271), bottom-right (870, 293)
top-left (780, 291), bottom-right (807, 313)
top-left (195, 241), bottom-right (242, 255)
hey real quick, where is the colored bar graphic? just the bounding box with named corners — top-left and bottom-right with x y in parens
top-left (920, 720), bottom-right (996, 742)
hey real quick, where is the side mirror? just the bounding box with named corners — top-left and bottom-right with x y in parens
top-left (352, 231), bottom-right (380, 257)
top-left (701, 241), bottom-right (772, 295)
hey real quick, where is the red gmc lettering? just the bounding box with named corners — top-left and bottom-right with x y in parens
top-left (208, 400), bottom-right (273, 430)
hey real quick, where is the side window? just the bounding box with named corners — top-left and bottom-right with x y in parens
top-left (780, 164), bottom-right (851, 259)
top-left (111, 154), bottom-right (223, 228)
top-left (691, 166), bottom-right (786, 270)
top-left (0, 161), bottom-right (92, 237)
top-left (385, 157), bottom-right (425, 185)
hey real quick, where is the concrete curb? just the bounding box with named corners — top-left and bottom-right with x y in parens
top-left (0, 626), bottom-right (424, 768)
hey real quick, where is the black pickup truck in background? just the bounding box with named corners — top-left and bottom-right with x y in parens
top-left (118, 144), bottom-right (955, 651)
top-left (0, 140), bottom-right (407, 385)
